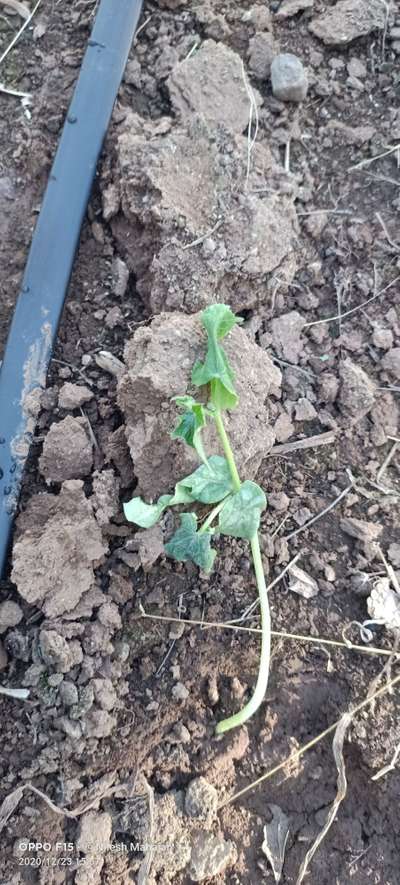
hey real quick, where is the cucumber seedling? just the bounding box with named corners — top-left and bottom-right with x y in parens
top-left (124, 304), bottom-right (271, 734)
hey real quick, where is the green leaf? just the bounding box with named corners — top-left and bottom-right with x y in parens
top-left (171, 396), bottom-right (208, 464)
top-left (201, 304), bottom-right (243, 339)
top-left (192, 304), bottom-right (242, 411)
top-left (218, 480), bottom-right (267, 539)
top-left (180, 455), bottom-right (234, 504)
top-left (123, 484), bottom-right (193, 529)
top-left (165, 512), bottom-right (216, 572)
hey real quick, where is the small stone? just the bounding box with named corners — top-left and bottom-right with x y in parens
top-left (382, 348), bottom-right (400, 381)
top-left (294, 398), bottom-right (317, 422)
top-left (188, 833), bottom-right (236, 881)
top-left (268, 491), bottom-right (290, 511)
top-left (85, 709), bottom-right (116, 738)
top-left (347, 57), bottom-right (367, 78)
top-left (271, 311), bottom-right (305, 364)
top-left (58, 717), bottom-right (83, 740)
top-left (372, 328), bottom-right (393, 350)
top-left (275, 0), bottom-right (314, 18)
top-left (169, 722), bottom-right (191, 744)
top-left (97, 602), bottom-right (122, 631)
top-left (58, 383), bottom-right (93, 410)
top-left (338, 358), bottom-right (375, 419)
top-left (0, 600), bottom-right (23, 634)
top-left (340, 518), bottom-right (382, 544)
top-left (112, 256), bottom-right (130, 297)
top-left (77, 811), bottom-right (112, 854)
top-left (172, 682), bottom-right (189, 701)
top-left (185, 777), bottom-right (218, 824)
top-left (324, 565), bottom-right (336, 582)
top-left (59, 680), bottom-right (79, 707)
top-left (274, 411), bottom-right (295, 442)
top-left (137, 525), bottom-right (164, 572)
top-left (271, 53), bottom-right (308, 102)
top-left (105, 306), bottom-right (123, 329)
top-left (248, 33), bottom-right (277, 79)
top-left (39, 631), bottom-right (83, 673)
top-left (92, 677), bottom-right (117, 711)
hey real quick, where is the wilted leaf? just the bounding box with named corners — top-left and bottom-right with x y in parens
top-left (180, 455), bottom-right (234, 504)
top-left (171, 396), bottom-right (209, 464)
top-left (192, 304), bottom-right (242, 410)
top-left (165, 512), bottom-right (216, 572)
top-left (219, 480), bottom-right (266, 539)
top-left (296, 713), bottom-right (352, 884)
top-left (124, 485), bottom-right (193, 529)
top-left (289, 564), bottom-right (319, 599)
top-left (261, 804), bottom-right (290, 883)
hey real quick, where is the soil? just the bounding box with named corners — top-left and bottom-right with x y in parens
top-left (1, 1), bottom-right (400, 884)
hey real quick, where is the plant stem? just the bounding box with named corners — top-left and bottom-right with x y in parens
top-left (214, 411), bottom-right (241, 492)
top-left (213, 410), bottom-right (271, 735)
top-left (198, 500), bottom-right (226, 535)
top-left (215, 532), bottom-right (271, 734)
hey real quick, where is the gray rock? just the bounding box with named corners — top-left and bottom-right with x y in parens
top-left (39, 630), bottom-right (83, 674)
top-left (372, 328), bottom-right (393, 351)
top-left (338, 358), bottom-right (376, 419)
top-left (59, 680), bottom-right (79, 707)
top-left (248, 33), bottom-right (277, 79)
top-left (85, 709), bottom-right (116, 738)
top-left (0, 600), bottom-right (23, 634)
top-left (112, 256), bottom-right (129, 297)
top-left (309, 0), bottom-right (386, 46)
top-left (294, 398), bottom-right (317, 422)
top-left (58, 382), bottom-right (93, 410)
top-left (271, 53), bottom-right (308, 102)
top-left (271, 311), bottom-right (305, 364)
top-left (188, 833), bottom-right (236, 882)
top-left (185, 777), bottom-right (218, 824)
top-left (275, 0), bottom-right (314, 19)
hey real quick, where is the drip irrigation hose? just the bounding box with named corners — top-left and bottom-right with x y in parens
top-left (0, 0), bottom-right (144, 577)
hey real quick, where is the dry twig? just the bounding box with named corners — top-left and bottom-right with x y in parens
top-left (0, 0), bottom-right (41, 66)
top-left (285, 484), bottom-right (353, 542)
top-left (268, 431), bottom-right (335, 458)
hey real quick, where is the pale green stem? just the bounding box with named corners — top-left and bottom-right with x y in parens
top-left (198, 500), bottom-right (226, 535)
top-left (213, 410), bottom-right (271, 735)
top-left (214, 411), bottom-right (241, 492)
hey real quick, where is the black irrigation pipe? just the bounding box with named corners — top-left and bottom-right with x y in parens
top-left (0, 0), bottom-right (144, 578)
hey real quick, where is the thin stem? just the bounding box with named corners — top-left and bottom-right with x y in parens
top-left (198, 500), bottom-right (226, 535)
top-left (214, 411), bottom-right (241, 492)
top-left (213, 410), bottom-right (271, 735)
top-left (216, 532), bottom-right (271, 734)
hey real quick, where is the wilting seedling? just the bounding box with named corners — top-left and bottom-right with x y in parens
top-left (124, 304), bottom-right (271, 734)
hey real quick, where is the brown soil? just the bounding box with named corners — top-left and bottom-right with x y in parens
top-left (1, 1), bottom-right (400, 884)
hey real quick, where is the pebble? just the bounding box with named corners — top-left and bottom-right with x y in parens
top-left (268, 491), bottom-right (290, 511)
top-left (58, 382), bottom-right (93, 410)
top-left (185, 777), bottom-right (218, 823)
top-left (372, 328), bottom-right (393, 350)
top-left (188, 833), bottom-right (236, 882)
top-left (0, 600), bottom-right (23, 634)
top-left (294, 398), bottom-right (317, 422)
top-left (248, 33), bottom-right (277, 79)
top-left (271, 53), bottom-right (308, 102)
top-left (172, 682), bottom-right (189, 701)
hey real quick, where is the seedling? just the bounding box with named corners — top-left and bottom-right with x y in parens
top-left (124, 304), bottom-right (271, 734)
